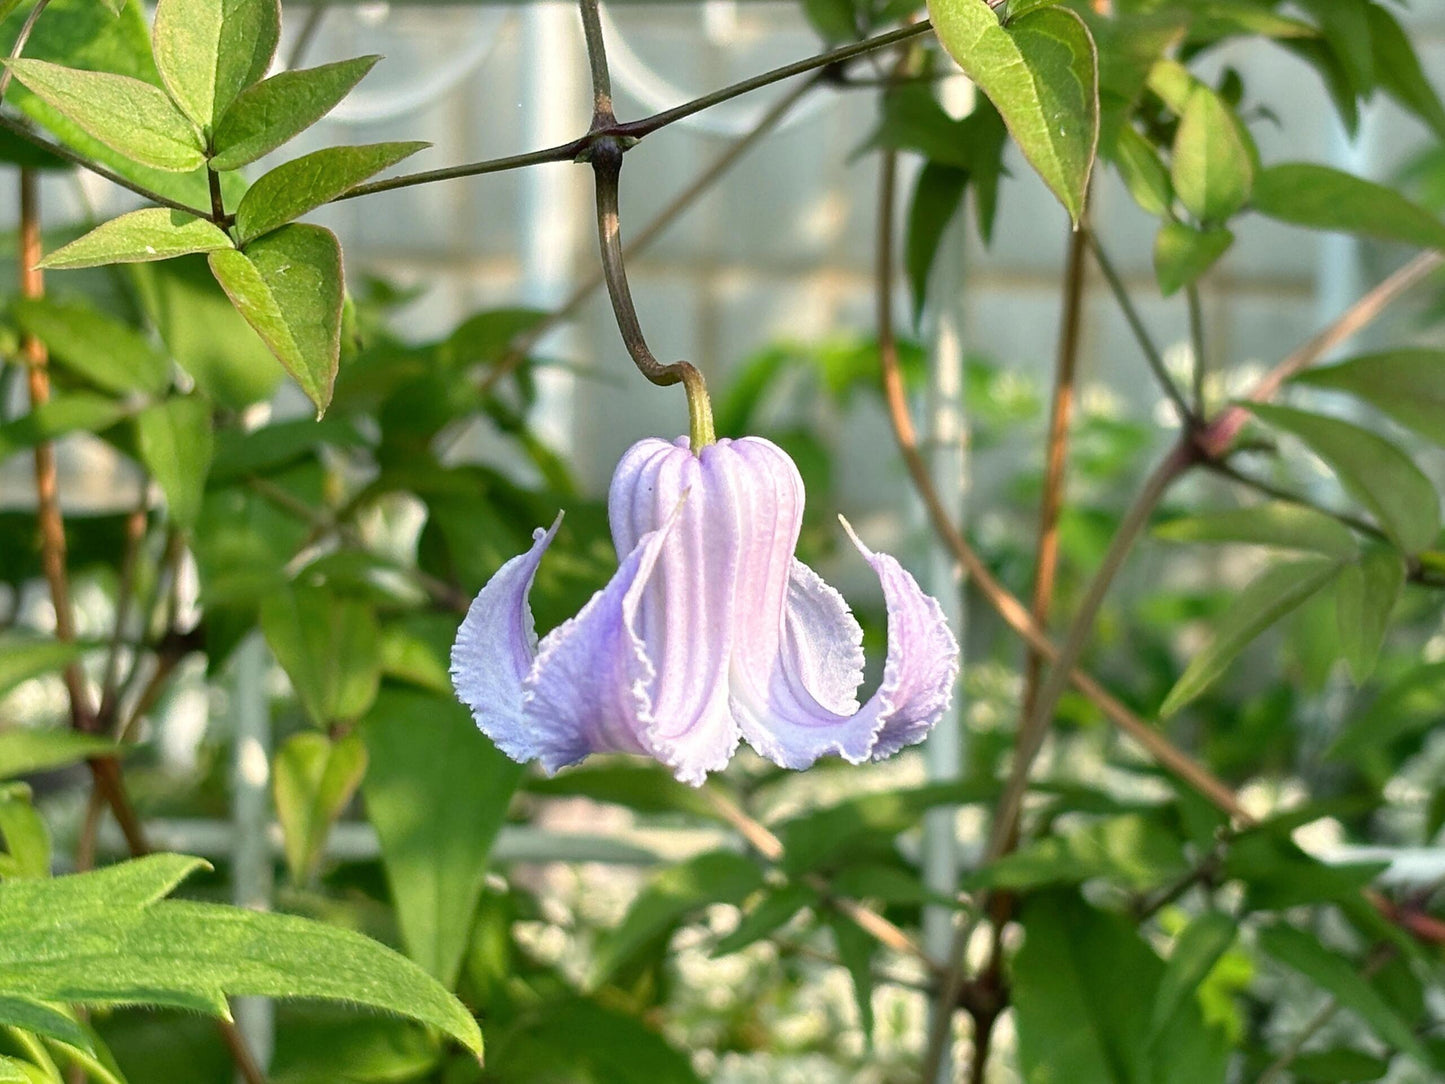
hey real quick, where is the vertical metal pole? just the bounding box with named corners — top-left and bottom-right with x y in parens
top-left (922, 199), bottom-right (968, 1084)
top-left (230, 633), bottom-right (273, 1077)
top-left (521, 2), bottom-right (586, 459)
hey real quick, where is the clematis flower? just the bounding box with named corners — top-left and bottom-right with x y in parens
top-left (450, 435), bottom-right (959, 786)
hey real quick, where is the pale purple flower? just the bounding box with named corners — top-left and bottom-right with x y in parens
top-left (450, 435), bottom-right (959, 786)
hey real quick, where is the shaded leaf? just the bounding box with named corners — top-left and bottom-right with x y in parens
top-left (1250, 403), bottom-right (1440, 553)
top-left (1367, 3), bottom-right (1445, 140)
top-left (13, 297), bottom-right (169, 395)
top-left (0, 394), bottom-right (132, 461)
top-left (135, 397), bottom-right (213, 529)
top-left (1336, 548), bottom-right (1404, 685)
top-left (4, 59), bottom-right (203, 171)
top-left (1150, 912), bottom-right (1236, 1038)
top-left (38, 208), bottom-right (232, 270)
top-left (1251, 163), bottom-right (1445, 250)
top-left (1256, 925), bottom-right (1428, 1064)
top-left (1171, 85), bottom-right (1253, 223)
top-left (524, 760), bottom-right (718, 819)
top-left (362, 690), bottom-right (522, 989)
top-left (0, 730), bottom-right (116, 781)
top-left (974, 812), bottom-right (1184, 891)
top-left (152, 0), bottom-right (279, 129)
top-left (210, 55), bottom-right (381, 171)
top-left (486, 998), bottom-right (699, 1084)
top-left (590, 851), bottom-right (763, 988)
top-left (711, 884), bottom-right (817, 957)
top-left (1161, 555), bottom-right (1343, 717)
top-left (0, 785), bottom-right (50, 878)
top-left (1111, 123), bottom-right (1172, 217)
top-left (927, 0), bottom-right (1098, 223)
top-left (1153, 503), bottom-right (1358, 559)
top-left (1154, 221), bottom-right (1232, 295)
top-left (234, 141), bottom-right (427, 243)
top-left (0, 998), bottom-right (92, 1055)
top-left (1295, 349), bottom-right (1445, 447)
top-left (260, 583), bottom-right (380, 726)
top-left (273, 732), bottom-right (367, 885)
top-left (905, 161), bottom-right (968, 323)
top-left (0, 639), bottom-right (83, 700)
top-left (827, 910), bottom-right (876, 1039)
top-left (209, 224), bottom-right (343, 414)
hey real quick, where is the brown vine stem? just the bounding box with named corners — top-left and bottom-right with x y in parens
top-left (23, 169), bottom-right (268, 1084)
top-left (703, 787), bottom-right (941, 970)
top-left (1199, 249), bottom-right (1445, 458)
top-left (338, 20), bottom-right (932, 202)
top-left (477, 73), bottom-right (818, 397)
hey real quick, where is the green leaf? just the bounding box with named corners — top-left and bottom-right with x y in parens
top-left (1295, 349), bottom-right (1445, 447)
top-left (1171, 85), bottom-right (1253, 223)
top-left (273, 732), bottom-right (367, 886)
top-left (1154, 221), bottom-right (1232, 295)
top-left (524, 760), bottom-right (719, 819)
top-left (486, 998), bottom-right (699, 1084)
top-left (209, 224), bottom-right (343, 414)
top-left (1251, 163), bottom-right (1445, 250)
top-left (260, 583), bottom-right (380, 726)
top-left (589, 851), bottom-right (763, 988)
top-left (1111, 123), bottom-right (1172, 217)
top-left (1367, 3), bottom-right (1445, 140)
top-left (905, 161), bottom-right (968, 323)
top-left (1161, 555), bottom-right (1343, 717)
top-left (926, 0), bottom-right (1098, 223)
top-left (1153, 503), bottom-right (1358, 559)
top-left (711, 884), bottom-right (817, 957)
top-left (1012, 892), bottom-right (1160, 1084)
top-left (234, 141), bottom-right (427, 243)
top-left (0, 639), bottom-right (83, 700)
top-left (0, 785), bottom-right (49, 879)
top-left (134, 398), bottom-right (213, 529)
top-left (0, 394), bottom-right (132, 462)
top-left (0, 730), bottom-right (117, 781)
top-left (152, 0), bottom-right (279, 129)
top-left (1256, 925), bottom-right (1429, 1064)
top-left (974, 812), bottom-right (1184, 891)
top-left (1290, 1049), bottom-right (1389, 1082)
top-left (39, 208), bottom-right (232, 270)
top-left (1295, 0), bottom-right (1373, 95)
top-left (0, 998), bottom-right (92, 1055)
top-left (361, 690), bottom-right (522, 989)
top-left (826, 910), bottom-right (876, 1039)
top-left (3, 59), bottom-right (203, 171)
top-left (210, 55), bottom-right (381, 171)
top-left (1224, 830), bottom-right (1385, 910)
top-left (1150, 912), bottom-right (1236, 1038)
top-left (1336, 547), bottom-right (1404, 685)
top-left (12, 297), bottom-right (170, 395)
top-left (0, 856), bottom-right (483, 1056)
top-left (1250, 403), bottom-right (1441, 553)
top-left (0, 1056), bottom-right (42, 1083)
top-left (132, 254), bottom-right (283, 410)
top-left (268, 1011), bottom-right (442, 1084)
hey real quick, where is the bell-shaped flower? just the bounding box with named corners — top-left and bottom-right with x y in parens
top-left (450, 435), bottom-right (959, 785)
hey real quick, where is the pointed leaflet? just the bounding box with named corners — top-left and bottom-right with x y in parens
top-left (39, 209), bottom-right (232, 270)
top-left (0, 999), bottom-right (92, 1056)
top-left (0, 730), bottom-right (116, 781)
top-left (361, 690), bottom-right (523, 989)
top-left (1171, 84), bottom-right (1254, 223)
top-left (1153, 502), bottom-right (1358, 559)
top-left (1154, 222), bottom-right (1233, 295)
top-left (0, 785), bottom-right (50, 879)
top-left (13, 297), bottom-right (170, 395)
top-left (1251, 163), bottom-right (1445, 250)
top-left (210, 56), bottom-right (381, 170)
top-left (0, 394), bottom-right (133, 460)
top-left (0, 640), bottom-right (82, 701)
top-left (209, 224), bottom-right (342, 414)
top-left (3, 60), bottom-right (203, 171)
top-left (152, 0), bottom-right (279, 130)
top-left (135, 397), bottom-right (214, 529)
top-left (1367, 2), bottom-right (1445, 141)
top-left (926, 0), bottom-right (1098, 223)
top-left (0, 857), bottom-right (482, 1056)
top-left (1336, 547), bottom-right (1405, 685)
top-left (1160, 555), bottom-right (1344, 717)
top-left (259, 582), bottom-right (380, 726)
top-left (1250, 403), bottom-right (1441, 554)
top-left (234, 141), bottom-right (428, 243)
top-left (1111, 123), bottom-right (1172, 217)
top-left (1295, 349), bottom-right (1445, 447)
top-left (273, 731), bottom-right (368, 885)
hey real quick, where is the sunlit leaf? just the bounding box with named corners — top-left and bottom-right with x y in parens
top-left (1171, 84), bottom-right (1253, 223)
top-left (273, 732), bottom-right (367, 886)
top-left (209, 224), bottom-right (343, 414)
top-left (210, 55), bottom-right (380, 171)
top-left (38, 208), bottom-right (232, 270)
top-left (152, 0), bottom-right (279, 129)
top-left (260, 583), bottom-right (380, 726)
top-left (927, 0), bottom-right (1098, 223)
top-left (1154, 221), bottom-right (1232, 295)
top-left (4, 59), bottom-right (203, 171)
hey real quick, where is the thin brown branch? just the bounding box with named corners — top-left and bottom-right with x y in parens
top-left (1200, 250), bottom-right (1445, 458)
top-left (477, 74), bottom-right (818, 397)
